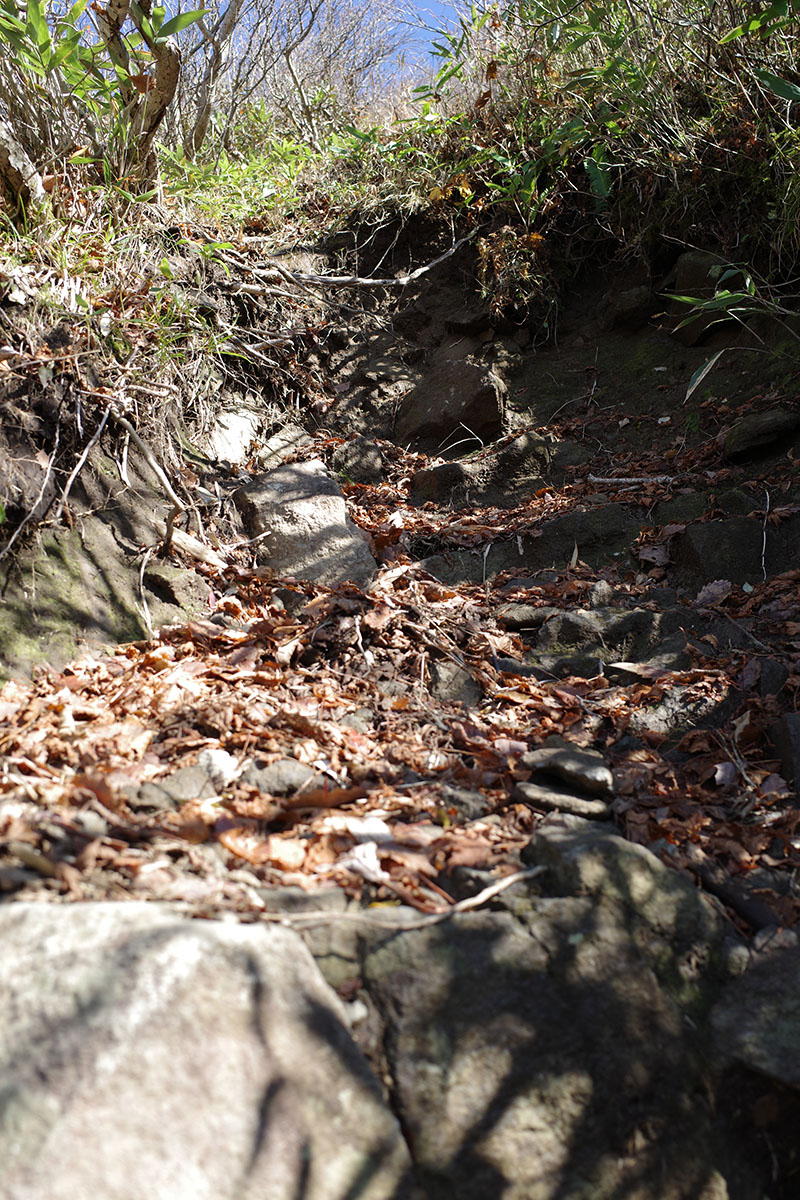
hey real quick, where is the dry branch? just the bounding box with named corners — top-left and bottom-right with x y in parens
top-left (277, 232), bottom-right (477, 290)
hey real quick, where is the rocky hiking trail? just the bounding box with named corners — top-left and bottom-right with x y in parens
top-left (2, 226), bottom-right (800, 1198)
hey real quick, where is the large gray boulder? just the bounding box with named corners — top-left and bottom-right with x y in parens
top-left (673, 514), bottom-right (800, 585)
top-left (0, 445), bottom-right (212, 676)
top-left (0, 903), bottom-right (417, 1200)
top-left (712, 941), bottom-right (800, 1089)
top-left (234, 459), bottom-right (377, 586)
top-left (721, 407), bottom-right (800, 461)
top-left (422, 503), bottom-right (640, 583)
top-left (411, 431), bottom-right (550, 508)
top-left (356, 819), bottom-right (755, 1200)
top-left (395, 358), bottom-right (506, 451)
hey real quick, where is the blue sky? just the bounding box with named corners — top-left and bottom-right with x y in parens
top-left (402, 1), bottom-right (462, 47)
top-left (396, 0), bottom-right (466, 71)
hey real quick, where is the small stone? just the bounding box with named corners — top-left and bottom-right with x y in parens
top-left (143, 564), bottom-right (209, 612)
top-left (438, 785), bottom-right (494, 823)
top-left (253, 422), bottom-right (312, 470)
top-left (234, 459), bottom-right (376, 587)
top-left (411, 461), bottom-right (477, 504)
top-left (72, 810), bottom-right (109, 838)
top-left (600, 284), bottom-right (653, 331)
top-left (332, 436), bottom-right (385, 484)
top-left (712, 945), bottom-right (800, 1089)
top-left (428, 660), bottom-right (482, 707)
top-left (339, 708), bottom-right (374, 734)
top-left (125, 764), bottom-right (218, 812)
top-left (587, 580), bottom-right (614, 608)
top-left (497, 604), bottom-right (559, 631)
top-left (770, 713), bottom-right (800, 797)
top-left (536, 610), bottom-right (604, 649)
top-left (395, 359), bottom-right (506, 451)
top-left (207, 407), bottom-right (260, 464)
top-left (758, 658), bottom-right (789, 698)
top-left (494, 656), bottom-right (544, 678)
top-left (196, 748), bottom-right (241, 789)
top-left (240, 757), bottom-right (320, 796)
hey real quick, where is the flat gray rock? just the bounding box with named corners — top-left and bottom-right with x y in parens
top-left (721, 407), bottom-right (800, 460)
top-left (497, 603), bottom-right (559, 631)
top-left (411, 431), bottom-right (549, 508)
top-left (332, 435), bottom-right (385, 483)
top-left (428, 658), bottom-right (482, 706)
top-left (422, 503), bottom-right (640, 583)
top-left (234, 459), bottom-right (376, 587)
top-left (359, 878), bottom-right (745, 1200)
top-left (521, 745), bottom-right (614, 797)
top-left (253, 422), bottom-right (313, 470)
top-left (0, 903), bottom-right (416, 1200)
top-left (673, 514), bottom-right (800, 585)
top-left (514, 779), bottom-right (612, 818)
top-left (207, 405), bottom-right (261, 464)
top-left (240, 756), bottom-right (323, 795)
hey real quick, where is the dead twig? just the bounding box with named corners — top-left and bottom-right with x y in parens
top-left (52, 403), bottom-right (111, 525)
top-left (588, 474), bottom-right (675, 485)
top-left (278, 233), bottom-right (477, 290)
top-left (222, 233), bottom-right (477, 301)
top-left (260, 865), bottom-right (547, 931)
top-left (108, 408), bottom-right (186, 554)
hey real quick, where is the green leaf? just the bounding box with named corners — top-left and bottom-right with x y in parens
top-left (26, 0), bottom-right (51, 60)
top-left (665, 290), bottom-right (753, 311)
top-left (65, 0), bottom-right (89, 24)
top-left (157, 6), bottom-right (204, 36)
top-left (434, 61), bottom-right (463, 89)
top-left (130, 1), bottom-right (155, 42)
top-left (684, 351), bottom-right (725, 404)
top-left (584, 145), bottom-right (612, 200)
top-left (49, 29), bottom-right (82, 70)
top-left (720, 0), bottom-right (789, 43)
top-left (0, 9), bottom-right (26, 33)
top-left (753, 66), bottom-right (800, 104)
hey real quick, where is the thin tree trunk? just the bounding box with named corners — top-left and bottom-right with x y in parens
top-left (184, 0), bottom-right (245, 159)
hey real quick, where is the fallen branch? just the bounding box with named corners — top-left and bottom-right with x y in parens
top-left (588, 474), bottom-right (675, 485)
top-left (258, 865), bottom-right (547, 932)
top-left (277, 232), bottom-right (477, 290)
top-left (684, 844), bottom-right (777, 931)
top-left (221, 233), bottom-right (478, 303)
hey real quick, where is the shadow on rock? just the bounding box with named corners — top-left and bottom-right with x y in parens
top-left (355, 817), bottom-right (768, 1200)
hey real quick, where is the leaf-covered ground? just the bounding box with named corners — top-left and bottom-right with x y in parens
top-left (2, 421), bottom-right (799, 933)
top-left (2, 221), bottom-right (800, 936)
